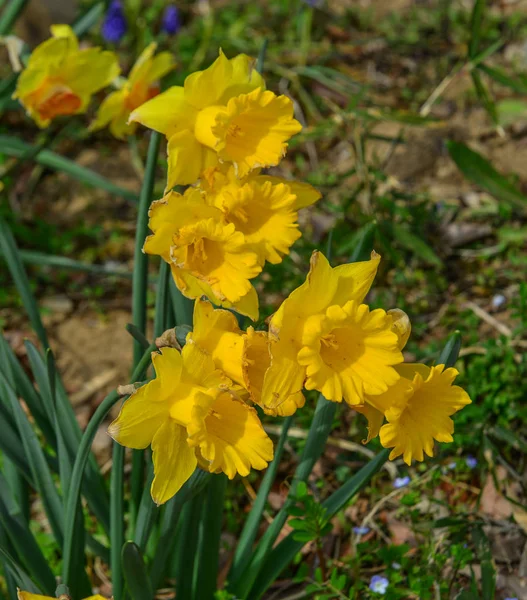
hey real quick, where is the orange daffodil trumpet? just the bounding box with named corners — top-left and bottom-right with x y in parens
top-left (90, 42), bottom-right (175, 139)
top-left (14, 25), bottom-right (119, 128)
top-left (129, 50), bottom-right (302, 187)
top-left (108, 341), bottom-right (273, 505)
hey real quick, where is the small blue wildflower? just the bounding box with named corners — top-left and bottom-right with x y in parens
top-left (391, 562), bottom-right (401, 570)
top-left (447, 461), bottom-right (457, 470)
top-left (101, 0), bottom-right (127, 44)
top-left (491, 294), bottom-right (506, 310)
top-left (353, 526), bottom-right (370, 536)
top-left (504, 597), bottom-right (518, 600)
top-left (465, 455), bottom-right (478, 469)
top-left (393, 476), bottom-right (410, 489)
top-left (162, 5), bottom-right (181, 35)
top-left (369, 575), bottom-right (389, 594)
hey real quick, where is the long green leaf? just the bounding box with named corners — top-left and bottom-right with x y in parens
top-left (0, 526), bottom-right (20, 600)
top-left (249, 449), bottom-right (390, 600)
top-left (447, 140), bottom-right (527, 209)
top-left (0, 473), bottom-right (56, 594)
top-left (229, 416), bottom-right (293, 582)
top-left (230, 396), bottom-right (336, 598)
top-left (0, 402), bottom-right (36, 478)
top-left (175, 495), bottom-right (205, 600)
top-left (0, 372), bottom-right (64, 546)
top-left (169, 278), bottom-right (194, 327)
top-left (0, 218), bottom-right (49, 348)
top-left (72, 1), bottom-right (104, 36)
top-left (149, 470), bottom-right (210, 591)
top-left (24, 340), bottom-right (111, 534)
top-left (389, 223), bottom-right (442, 267)
top-left (0, 334), bottom-right (56, 446)
top-left (122, 542), bottom-right (154, 600)
top-left (437, 331), bottom-right (461, 368)
top-left (130, 132), bottom-right (161, 539)
top-left (0, 0), bottom-right (29, 35)
top-left (0, 546), bottom-right (42, 594)
top-left (193, 475), bottom-right (227, 600)
top-left (0, 136), bottom-right (139, 202)
top-left (154, 260), bottom-right (171, 337)
top-left (471, 69), bottom-right (498, 125)
top-left (133, 461), bottom-right (157, 552)
top-left (469, 0), bottom-right (486, 59)
top-left (62, 343), bottom-right (156, 589)
top-left (47, 351), bottom-right (92, 599)
top-left (478, 63), bottom-right (527, 94)
top-left (111, 444), bottom-right (126, 600)
top-left (471, 526), bottom-right (495, 600)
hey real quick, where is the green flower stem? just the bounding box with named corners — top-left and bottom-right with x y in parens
top-left (62, 343), bottom-right (156, 589)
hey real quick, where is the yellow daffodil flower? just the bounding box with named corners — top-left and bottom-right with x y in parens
top-left (144, 187), bottom-right (262, 320)
top-left (361, 363), bottom-right (471, 464)
top-left (17, 591), bottom-right (106, 600)
top-left (14, 25), bottom-right (119, 128)
top-left (129, 50), bottom-right (302, 186)
top-left (188, 299), bottom-right (301, 416)
top-left (260, 251), bottom-right (405, 415)
top-left (199, 165), bottom-right (321, 264)
top-left (108, 344), bottom-right (273, 505)
top-left (90, 42), bottom-right (175, 139)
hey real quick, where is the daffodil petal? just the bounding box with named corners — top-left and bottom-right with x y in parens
top-left (151, 419), bottom-right (197, 505)
top-left (355, 404), bottom-right (385, 443)
top-left (166, 129), bottom-right (219, 188)
top-left (331, 251), bottom-right (381, 306)
top-left (130, 86), bottom-right (194, 137)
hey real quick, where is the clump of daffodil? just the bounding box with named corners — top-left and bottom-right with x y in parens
top-left (90, 42), bottom-right (175, 139)
top-left (108, 343), bottom-right (273, 505)
top-left (129, 50), bottom-right (302, 187)
top-left (144, 187), bottom-right (262, 320)
top-left (260, 251), bottom-right (406, 415)
top-left (188, 299), bottom-right (300, 416)
top-left (17, 591), bottom-right (106, 600)
top-left (199, 165), bottom-right (321, 264)
top-left (14, 25), bottom-right (119, 128)
top-left (356, 363), bottom-right (471, 465)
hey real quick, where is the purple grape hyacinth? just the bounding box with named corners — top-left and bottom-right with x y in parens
top-left (102, 0), bottom-right (127, 44)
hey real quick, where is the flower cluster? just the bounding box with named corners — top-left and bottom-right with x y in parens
top-left (107, 50), bottom-right (471, 504)
top-left (16, 35), bottom-right (471, 504)
top-left (14, 27), bottom-right (174, 137)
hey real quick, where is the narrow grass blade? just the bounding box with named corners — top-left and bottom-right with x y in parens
top-left (471, 69), bottom-right (498, 125)
top-left (193, 475), bottom-right (227, 600)
top-left (0, 546), bottom-right (42, 594)
top-left (230, 397), bottom-right (336, 598)
top-left (122, 542), bottom-right (154, 600)
top-left (389, 223), bottom-right (442, 267)
top-left (0, 372), bottom-right (64, 546)
top-left (130, 132), bottom-right (161, 530)
top-left (0, 473), bottom-right (56, 594)
top-left (24, 340), bottom-right (110, 534)
top-left (62, 343), bottom-right (156, 589)
top-left (447, 140), bottom-right (527, 209)
top-left (149, 470), bottom-right (210, 592)
top-left (0, 402), bottom-right (35, 477)
top-left (154, 260), bottom-right (171, 337)
top-left (248, 449), bottom-right (390, 600)
top-left (47, 351), bottom-right (92, 599)
top-left (471, 526), bottom-right (495, 600)
top-left (229, 416), bottom-right (293, 582)
top-left (337, 221), bottom-right (376, 259)
top-left (125, 323), bottom-right (151, 351)
top-left (0, 218), bottom-right (49, 348)
top-left (72, 1), bottom-right (104, 36)
top-left (169, 278), bottom-right (194, 327)
top-left (0, 527), bottom-right (19, 600)
top-left (469, 0), bottom-right (485, 59)
top-left (0, 136), bottom-right (139, 202)
top-left (437, 331), bottom-right (461, 368)
top-left (2, 458), bottom-right (29, 522)
top-left (5, 249), bottom-right (135, 279)
top-left (133, 461), bottom-right (157, 552)
top-left (111, 444), bottom-right (126, 600)
top-left (478, 63), bottom-right (527, 94)
top-left (175, 494), bottom-right (205, 600)
top-left (0, 334), bottom-right (56, 446)
top-left (0, 0), bottom-right (29, 35)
